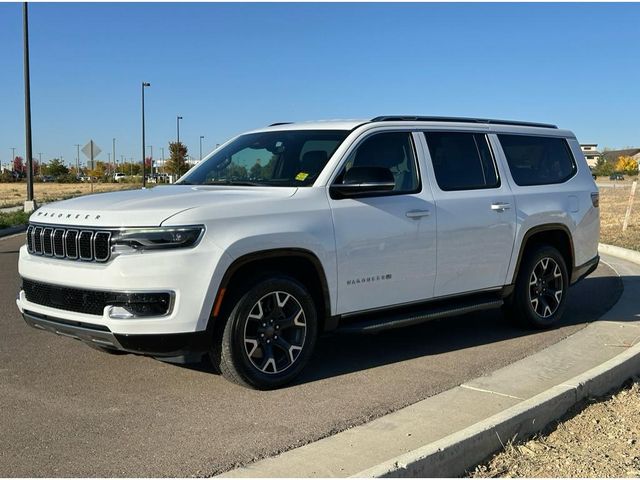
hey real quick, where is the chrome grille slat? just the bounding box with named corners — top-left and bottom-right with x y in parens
top-left (33, 226), bottom-right (43, 254)
top-left (53, 229), bottom-right (65, 258)
top-left (78, 230), bottom-right (94, 260)
top-left (26, 225), bottom-right (34, 252)
top-left (42, 228), bottom-right (54, 256)
top-left (27, 224), bottom-right (111, 263)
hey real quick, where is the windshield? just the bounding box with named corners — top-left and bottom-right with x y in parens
top-left (178, 130), bottom-right (349, 187)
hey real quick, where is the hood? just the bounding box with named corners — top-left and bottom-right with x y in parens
top-left (30, 185), bottom-right (298, 228)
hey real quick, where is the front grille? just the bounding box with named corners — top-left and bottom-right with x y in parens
top-left (23, 279), bottom-right (111, 315)
top-left (26, 224), bottom-right (111, 263)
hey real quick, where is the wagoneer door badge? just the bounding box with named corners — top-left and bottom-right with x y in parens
top-left (347, 274), bottom-right (392, 286)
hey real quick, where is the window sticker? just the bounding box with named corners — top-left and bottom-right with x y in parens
top-left (295, 172), bottom-right (309, 181)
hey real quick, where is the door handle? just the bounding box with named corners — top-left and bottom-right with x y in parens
top-left (491, 202), bottom-right (511, 212)
top-left (406, 209), bottom-right (431, 219)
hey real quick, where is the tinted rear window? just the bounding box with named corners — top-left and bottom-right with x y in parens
top-left (498, 135), bottom-right (577, 186)
top-left (423, 132), bottom-right (499, 191)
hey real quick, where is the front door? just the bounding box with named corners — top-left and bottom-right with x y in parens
top-left (329, 131), bottom-right (437, 314)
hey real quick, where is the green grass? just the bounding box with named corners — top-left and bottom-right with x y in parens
top-left (0, 210), bottom-right (30, 229)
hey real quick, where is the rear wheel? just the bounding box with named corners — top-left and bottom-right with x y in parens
top-left (505, 245), bottom-right (569, 329)
top-left (211, 276), bottom-right (318, 389)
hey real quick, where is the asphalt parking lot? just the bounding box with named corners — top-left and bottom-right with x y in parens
top-left (0, 233), bottom-right (623, 477)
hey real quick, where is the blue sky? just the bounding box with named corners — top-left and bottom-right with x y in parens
top-left (1, 2), bottom-right (639, 167)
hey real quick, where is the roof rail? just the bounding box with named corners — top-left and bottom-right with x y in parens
top-left (268, 122), bottom-right (292, 127)
top-left (370, 116), bottom-right (558, 129)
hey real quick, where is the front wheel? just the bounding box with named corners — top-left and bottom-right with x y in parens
top-left (505, 245), bottom-right (569, 329)
top-left (211, 276), bottom-right (318, 389)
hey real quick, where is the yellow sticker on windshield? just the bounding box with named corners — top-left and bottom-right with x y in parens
top-left (295, 172), bottom-right (309, 181)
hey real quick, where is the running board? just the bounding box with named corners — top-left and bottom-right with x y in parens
top-left (337, 297), bottom-right (504, 334)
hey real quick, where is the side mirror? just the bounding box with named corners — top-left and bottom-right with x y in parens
top-left (330, 166), bottom-right (395, 199)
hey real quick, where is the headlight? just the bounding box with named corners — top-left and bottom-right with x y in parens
top-left (112, 226), bottom-right (205, 250)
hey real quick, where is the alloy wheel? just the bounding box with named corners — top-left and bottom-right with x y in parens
top-left (528, 257), bottom-right (563, 318)
top-left (243, 291), bottom-right (307, 374)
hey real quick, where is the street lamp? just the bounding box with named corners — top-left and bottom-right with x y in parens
top-left (176, 115), bottom-right (183, 143)
top-left (199, 135), bottom-right (205, 160)
top-left (141, 81), bottom-right (151, 188)
top-left (22, 2), bottom-right (35, 211)
top-left (112, 137), bottom-right (116, 172)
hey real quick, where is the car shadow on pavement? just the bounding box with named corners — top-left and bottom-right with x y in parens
top-left (177, 272), bottom-right (624, 386)
top-left (293, 272), bottom-right (624, 386)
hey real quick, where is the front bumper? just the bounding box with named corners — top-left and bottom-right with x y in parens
top-left (17, 237), bottom-right (233, 335)
top-left (22, 309), bottom-right (210, 359)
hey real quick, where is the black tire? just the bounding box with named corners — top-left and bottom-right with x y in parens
top-left (211, 275), bottom-right (318, 389)
top-left (504, 245), bottom-right (569, 329)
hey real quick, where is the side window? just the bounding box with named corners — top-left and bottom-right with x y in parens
top-left (423, 132), bottom-right (499, 191)
top-left (498, 134), bottom-right (577, 186)
top-left (336, 132), bottom-right (420, 194)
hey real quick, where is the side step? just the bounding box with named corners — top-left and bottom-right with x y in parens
top-left (337, 296), bottom-right (504, 334)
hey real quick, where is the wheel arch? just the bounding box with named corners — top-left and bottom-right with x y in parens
top-left (211, 248), bottom-right (333, 332)
top-left (511, 224), bottom-right (575, 284)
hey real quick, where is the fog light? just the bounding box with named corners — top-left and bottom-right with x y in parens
top-left (108, 306), bottom-right (135, 319)
top-left (106, 292), bottom-right (173, 319)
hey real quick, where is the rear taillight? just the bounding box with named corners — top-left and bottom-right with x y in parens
top-left (591, 192), bottom-right (599, 208)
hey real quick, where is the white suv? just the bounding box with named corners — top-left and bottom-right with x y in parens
top-left (17, 116), bottom-right (600, 389)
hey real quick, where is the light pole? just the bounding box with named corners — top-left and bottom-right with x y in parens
top-left (176, 115), bottom-right (183, 143)
top-left (141, 81), bottom-right (151, 188)
top-left (112, 137), bottom-right (116, 172)
top-left (147, 145), bottom-right (153, 175)
top-left (37, 152), bottom-right (41, 175)
top-left (11, 147), bottom-right (16, 171)
top-left (22, 2), bottom-right (35, 210)
top-left (199, 135), bottom-right (204, 160)
top-left (74, 144), bottom-right (80, 174)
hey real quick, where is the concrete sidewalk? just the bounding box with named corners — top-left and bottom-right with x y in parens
top-left (223, 250), bottom-right (640, 478)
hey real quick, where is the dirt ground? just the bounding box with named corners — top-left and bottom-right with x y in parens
top-left (0, 182), bottom-right (141, 208)
top-left (470, 380), bottom-right (640, 478)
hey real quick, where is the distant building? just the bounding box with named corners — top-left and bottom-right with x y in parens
top-left (580, 144), bottom-right (602, 168)
top-left (602, 148), bottom-right (640, 167)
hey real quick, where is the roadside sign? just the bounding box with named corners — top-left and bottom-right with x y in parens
top-left (82, 140), bottom-right (101, 169)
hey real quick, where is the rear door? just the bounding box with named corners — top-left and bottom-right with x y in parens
top-left (418, 131), bottom-right (517, 297)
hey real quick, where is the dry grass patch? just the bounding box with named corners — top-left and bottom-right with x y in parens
top-left (599, 180), bottom-right (640, 251)
top-left (0, 182), bottom-right (141, 208)
top-left (470, 381), bottom-right (640, 478)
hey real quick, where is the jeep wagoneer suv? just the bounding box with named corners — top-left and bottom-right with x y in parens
top-left (17, 116), bottom-right (600, 389)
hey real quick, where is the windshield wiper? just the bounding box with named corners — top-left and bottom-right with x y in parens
top-left (203, 180), bottom-right (262, 186)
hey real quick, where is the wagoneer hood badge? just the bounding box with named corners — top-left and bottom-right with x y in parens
top-left (30, 185), bottom-right (297, 228)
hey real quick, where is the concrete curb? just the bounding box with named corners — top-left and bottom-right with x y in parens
top-left (352, 244), bottom-right (640, 478)
top-left (355, 342), bottom-right (640, 477)
top-left (599, 242), bottom-right (640, 265)
top-left (0, 224), bottom-right (27, 239)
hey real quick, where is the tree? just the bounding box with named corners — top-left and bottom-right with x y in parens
top-left (592, 156), bottom-right (614, 177)
top-left (13, 156), bottom-right (24, 175)
top-left (165, 142), bottom-right (189, 178)
top-left (48, 158), bottom-right (69, 177)
top-left (145, 157), bottom-right (153, 170)
top-left (615, 156), bottom-right (639, 176)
